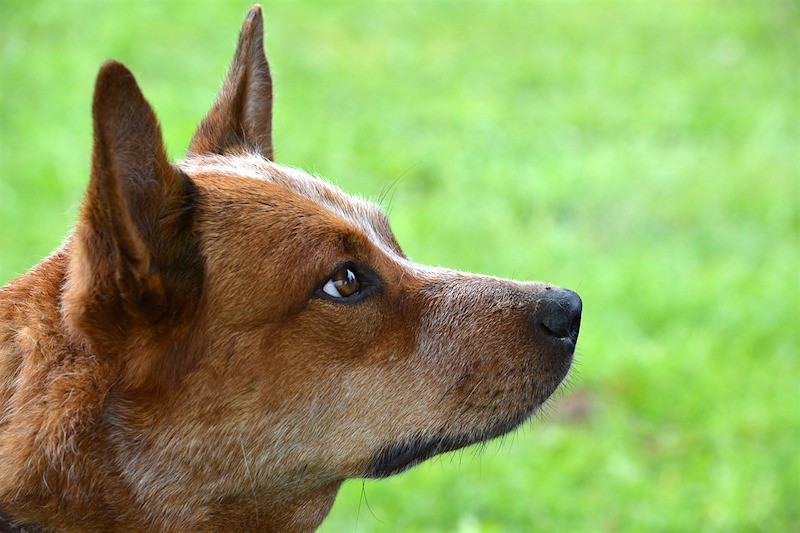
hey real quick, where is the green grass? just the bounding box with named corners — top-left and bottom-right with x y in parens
top-left (2, 1), bottom-right (798, 531)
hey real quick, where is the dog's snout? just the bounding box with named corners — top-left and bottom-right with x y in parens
top-left (535, 288), bottom-right (582, 344)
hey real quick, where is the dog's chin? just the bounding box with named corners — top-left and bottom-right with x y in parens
top-left (363, 415), bottom-right (529, 479)
top-left (363, 350), bottom-right (574, 479)
top-left (363, 406), bottom-right (545, 479)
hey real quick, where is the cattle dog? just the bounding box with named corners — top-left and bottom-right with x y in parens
top-left (0, 5), bottom-right (582, 531)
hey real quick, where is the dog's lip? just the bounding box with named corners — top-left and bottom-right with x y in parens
top-left (363, 437), bottom-right (451, 478)
top-left (561, 334), bottom-right (578, 353)
top-left (363, 416), bottom-right (528, 479)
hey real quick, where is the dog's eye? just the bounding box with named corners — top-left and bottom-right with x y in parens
top-left (322, 266), bottom-right (360, 298)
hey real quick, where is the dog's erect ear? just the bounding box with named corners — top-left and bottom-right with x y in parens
top-left (65, 62), bottom-right (203, 387)
top-left (188, 5), bottom-right (274, 159)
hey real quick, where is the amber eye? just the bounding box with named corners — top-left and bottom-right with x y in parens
top-left (322, 266), bottom-right (360, 298)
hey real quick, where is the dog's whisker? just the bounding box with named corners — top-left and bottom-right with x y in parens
top-left (239, 437), bottom-right (259, 525)
top-left (360, 480), bottom-right (382, 525)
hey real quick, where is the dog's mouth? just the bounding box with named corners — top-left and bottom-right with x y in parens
top-left (364, 352), bottom-right (575, 479)
top-left (363, 306), bottom-right (579, 480)
top-left (363, 414), bottom-right (532, 479)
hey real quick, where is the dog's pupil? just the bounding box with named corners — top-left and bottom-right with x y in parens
top-left (334, 268), bottom-right (358, 297)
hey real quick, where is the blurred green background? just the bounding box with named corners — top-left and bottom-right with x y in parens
top-left (1, 1), bottom-right (798, 531)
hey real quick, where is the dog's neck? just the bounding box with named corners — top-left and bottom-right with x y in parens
top-left (201, 484), bottom-right (342, 531)
top-left (0, 250), bottom-right (340, 531)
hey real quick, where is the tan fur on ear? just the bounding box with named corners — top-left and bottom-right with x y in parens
top-left (188, 4), bottom-right (274, 159)
top-left (63, 61), bottom-right (203, 391)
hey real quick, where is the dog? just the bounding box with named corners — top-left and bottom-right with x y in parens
top-left (0, 5), bottom-right (581, 531)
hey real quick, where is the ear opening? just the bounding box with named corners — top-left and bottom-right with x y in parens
top-left (188, 4), bottom-right (274, 159)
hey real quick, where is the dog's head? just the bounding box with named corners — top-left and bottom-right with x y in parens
top-left (62, 3), bottom-right (580, 520)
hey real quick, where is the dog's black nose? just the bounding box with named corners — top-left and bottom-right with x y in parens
top-left (535, 288), bottom-right (582, 344)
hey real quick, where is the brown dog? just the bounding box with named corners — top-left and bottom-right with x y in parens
top-left (0, 5), bottom-right (581, 531)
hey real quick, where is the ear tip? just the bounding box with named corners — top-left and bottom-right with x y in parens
top-left (96, 60), bottom-right (135, 89)
top-left (94, 61), bottom-right (143, 107)
top-left (244, 4), bottom-right (264, 34)
top-left (247, 4), bottom-right (263, 22)
top-left (92, 60), bottom-right (159, 147)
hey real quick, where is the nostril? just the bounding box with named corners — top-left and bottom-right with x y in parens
top-left (570, 313), bottom-right (581, 337)
top-left (539, 314), bottom-right (571, 339)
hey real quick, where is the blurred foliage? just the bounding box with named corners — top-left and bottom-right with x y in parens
top-left (1, 1), bottom-right (798, 531)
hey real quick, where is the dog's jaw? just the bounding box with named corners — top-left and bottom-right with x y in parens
top-left (361, 276), bottom-right (577, 479)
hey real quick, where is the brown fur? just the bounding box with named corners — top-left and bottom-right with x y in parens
top-left (0, 5), bottom-right (580, 531)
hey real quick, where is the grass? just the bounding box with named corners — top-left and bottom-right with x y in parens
top-left (1, 1), bottom-right (798, 531)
